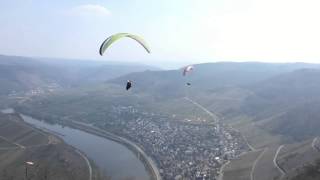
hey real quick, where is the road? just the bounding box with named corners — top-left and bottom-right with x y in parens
top-left (184, 97), bottom-right (257, 152)
top-left (75, 149), bottom-right (93, 180)
top-left (184, 97), bottom-right (256, 180)
top-left (0, 135), bottom-right (25, 149)
top-left (273, 145), bottom-right (285, 179)
top-left (242, 133), bottom-right (256, 151)
top-left (217, 161), bottom-right (230, 180)
top-left (184, 97), bottom-right (219, 122)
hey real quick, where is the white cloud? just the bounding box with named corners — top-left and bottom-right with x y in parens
top-left (69, 4), bottom-right (111, 17)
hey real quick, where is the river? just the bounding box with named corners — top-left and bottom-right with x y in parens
top-left (1, 109), bottom-right (151, 180)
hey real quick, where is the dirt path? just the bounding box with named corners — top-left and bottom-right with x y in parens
top-left (184, 97), bottom-right (219, 122)
top-left (0, 132), bottom-right (60, 150)
top-left (312, 137), bottom-right (319, 151)
top-left (273, 145), bottom-right (285, 179)
top-left (0, 135), bottom-right (25, 149)
top-left (242, 134), bottom-right (256, 151)
top-left (184, 97), bottom-right (260, 180)
top-left (0, 147), bottom-right (20, 150)
top-left (250, 148), bottom-right (268, 180)
top-left (217, 161), bottom-right (230, 180)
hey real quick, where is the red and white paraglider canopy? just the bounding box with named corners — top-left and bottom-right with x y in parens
top-left (182, 65), bottom-right (194, 76)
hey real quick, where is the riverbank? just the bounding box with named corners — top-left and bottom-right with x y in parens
top-left (64, 120), bottom-right (162, 180)
top-left (17, 110), bottom-right (161, 180)
top-left (0, 112), bottom-right (93, 180)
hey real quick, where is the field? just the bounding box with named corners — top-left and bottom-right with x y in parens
top-left (253, 147), bottom-right (282, 180)
top-left (223, 150), bottom-right (263, 180)
top-left (232, 118), bottom-right (285, 149)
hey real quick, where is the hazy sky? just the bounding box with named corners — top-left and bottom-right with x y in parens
top-left (1, 0), bottom-right (320, 68)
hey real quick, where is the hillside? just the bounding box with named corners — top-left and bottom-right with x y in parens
top-left (288, 159), bottom-right (320, 180)
top-left (0, 55), bottom-right (157, 95)
top-left (0, 112), bottom-right (107, 180)
top-left (108, 62), bottom-right (320, 96)
top-left (181, 68), bottom-right (320, 143)
top-left (237, 69), bottom-right (320, 141)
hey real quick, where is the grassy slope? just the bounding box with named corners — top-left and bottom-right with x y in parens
top-left (278, 139), bottom-right (320, 177)
top-left (253, 147), bottom-right (282, 180)
top-left (0, 54), bottom-right (157, 95)
top-left (223, 150), bottom-right (263, 180)
top-left (286, 159), bottom-right (320, 180)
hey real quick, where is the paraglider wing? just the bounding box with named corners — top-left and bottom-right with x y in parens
top-left (127, 34), bottom-right (151, 53)
top-left (99, 36), bottom-right (112, 56)
top-left (99, 33), bottom-right (151, 56)
top-left (183, 65), bottom-right (194, 76)
top-left (25, 161), bottom-right (34, 165)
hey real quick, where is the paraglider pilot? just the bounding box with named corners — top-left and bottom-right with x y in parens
top-left (126, 80), bottom-right (132, 90)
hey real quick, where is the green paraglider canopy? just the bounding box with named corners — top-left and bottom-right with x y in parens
top-left (99, 33), bottom-right (151, 55)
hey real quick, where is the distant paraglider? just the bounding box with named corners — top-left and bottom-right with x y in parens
top-left (25, 161), bottom-right (34, 179)
top-left (183, 65), bottom-right (194, 76)
top-left (126, 80), bottom-right (132, 90)
top-left (182, 65), bottom-right (194, 86)
top-left (99, 33), bottom-right (151, 56)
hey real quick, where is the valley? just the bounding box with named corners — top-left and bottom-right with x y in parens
top-left (2, 55), bottom-right (320, 179)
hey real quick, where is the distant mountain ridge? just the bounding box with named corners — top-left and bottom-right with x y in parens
top-left (108, 62), bottom-right (320, 98)
top-left (0, 54), bottom-right (157, 94)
